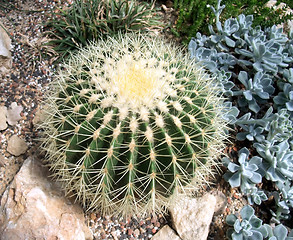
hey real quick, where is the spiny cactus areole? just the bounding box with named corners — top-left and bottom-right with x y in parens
top-left (41, 33), bottom-right (228, 216)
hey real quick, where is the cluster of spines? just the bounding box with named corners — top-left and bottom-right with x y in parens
top-left (41, 34), bottom-right (227, 216)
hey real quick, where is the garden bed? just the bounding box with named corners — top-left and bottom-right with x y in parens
top-left (0, 0), bottom-right (293, 239)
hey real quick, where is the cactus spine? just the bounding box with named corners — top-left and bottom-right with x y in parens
top-left (41, 33), bottom-right (228, 216)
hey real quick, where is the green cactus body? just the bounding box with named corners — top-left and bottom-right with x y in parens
top-left (41, 33), bottom-right (228, 216)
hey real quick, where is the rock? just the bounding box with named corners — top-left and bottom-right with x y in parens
top-left (0, 105), bottom-right (7, 130)
top-left (151, 225), bottom-right (180, 240)
top-left (6, 102), bottom-right (23, 125)
top-left (0, 157), bottom-right (93, 240)
top-left (32, 107), bottom-right (46, 126)
top-left (7, 135), bottom-right (28, 156)
top-left (170, 194), bottom-right (217, 240)
top-left (0, 22), bottom-right (11, 73)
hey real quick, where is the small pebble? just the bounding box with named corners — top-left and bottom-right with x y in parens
top-left (7, 135), bottom-right (28, 156)
top-left (6, 102), bottom-right (23, 126)
top-left (127, 228), bottom-right (133, 236)
top-left (133, 229), bottom-right (140, 237)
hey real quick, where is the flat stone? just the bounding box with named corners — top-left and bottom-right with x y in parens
top-left (170, 194), bottom-right (217, 240)
top-left (7, 135), bottom-right (28, 156)
top-left (0, 23), bottom-right (10, 57)
top-left (0, 106), bottom-right (7, 130)
top-left (151, 225), bottom-right (180, 240)
top-left (0, 157), bottom-right (93, 240)
top-left (6, 102), bottom-right (23, 126)
top-left (0, 22), bottom-right (11, 72)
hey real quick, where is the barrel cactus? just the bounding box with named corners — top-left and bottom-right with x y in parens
top-left (40, 33), bottom-right (228, 216)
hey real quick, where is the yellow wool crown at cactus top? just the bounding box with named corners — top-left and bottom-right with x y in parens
top-left (41, 33), bottom-right (228, 216)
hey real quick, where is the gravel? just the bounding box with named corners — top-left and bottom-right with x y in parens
top-left (0, 0), bottom-right (55, 196)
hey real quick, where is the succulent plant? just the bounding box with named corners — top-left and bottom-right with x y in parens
top-left (227, 206), bottom-right (293, 240)
top-left (223, 147), bottom-right (262, 192)
top-left (274, 83), bottom-right (293, 119)
top-left (250, 109), bottom-right (293, 185)
top-left (222, 101), bottom-right (239, 124)
top-left (40, 33), bottom-right (228, 216)
top-left (270, 181), bottom-right (293, 222)
top-left (265, 109), bottom-right (293, 143)
top-left (232, 71), bottom-right (274, 113)
top-left (226, 205), bottom-right (267, 240)
top-left (263, 224), bottom-right (293, 240)
top-left (245, 187), bottom-right (268, 206)
top-left (254, 140), bottom-right (293, 184)
top-left (276, 181), bottom-right (293, 212)
top-left (283, 68), bottom-right (293, 84)
top-left (234, 107), bottom-right (285, 142)
top-left (235, 112), bottom-right (267, 142)
top-left (235, 37), bottom-right (285, 75)
top-left (193, 0), bottom-right (293, 232)
top-left (188, 0), bottom-right (293, 114)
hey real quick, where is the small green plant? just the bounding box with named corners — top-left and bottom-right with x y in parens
top-left (40, 33), bottom-right (228, 216)
top-left (45, 0), bottom-right (159, 59)
top-left (173, 0), bottom-right (216, 42)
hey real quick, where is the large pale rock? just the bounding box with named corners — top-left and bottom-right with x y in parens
top-left (151, 225), bottom-right (181, 240)
top-left (170, 194), bottom-right (217, 240)
top-left (0, 157), bottom-right (93, 240)
top-left (7, 135), bottom-right (28, 156)
top-left (0, 106), bottom-right (7, 130)
top-left (0, 22), bottom-right (11, 72)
